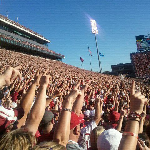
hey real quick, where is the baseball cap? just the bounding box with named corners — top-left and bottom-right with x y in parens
top-left (109, 111), bottom-right (120, 122)
top-left (40, 110), bottom-right (54, 126)
top-left (70, 112), bottom-right (84, 130)
top-left (97, 129), bottom-right (122, 150)
top-left (109, 111), bottom-right (120, 129)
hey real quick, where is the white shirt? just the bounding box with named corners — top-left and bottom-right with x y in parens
top-left (0, 106), bottom-right (17, 121)
top-left (80, 121), bottom-right (97, 149)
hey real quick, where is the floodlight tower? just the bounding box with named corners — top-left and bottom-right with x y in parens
top-left (88, 46), bottom-right (92, 71)
top-left (90, 20), bottom-right (102, 73)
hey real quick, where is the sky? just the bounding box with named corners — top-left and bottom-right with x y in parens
top-left (0, 0), bottom-right (150, 72)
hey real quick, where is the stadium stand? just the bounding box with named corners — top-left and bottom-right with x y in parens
top-left (0, 14), bottom-right (64, 60)
top-left (131, 51), bottom-right (150, 81)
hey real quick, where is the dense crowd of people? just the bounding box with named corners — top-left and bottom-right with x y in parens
top-left (131, 52), bottom-right (150, 80)
top-left (0, 48), bottom-right (150, 150)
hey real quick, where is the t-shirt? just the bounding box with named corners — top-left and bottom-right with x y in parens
top-left (80, 121), bottom-right (97, 150)
top-left (0, 106), bottom-right (24, 133)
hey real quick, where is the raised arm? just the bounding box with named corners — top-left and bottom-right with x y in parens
top-left (53, 82), bottom-right (81, 146)
top-left (118, 81), bottom-right (147, 150)
top-left (72, 81), bottom-right (87, 115)
top-left (94, 95), bottom-right (103, 125)
top-left (17, 72), bottom-right (41, 128)
top-left (24, 74), bottom-right (50, 135)
top-left (116, 107), bottom-right (126, 131)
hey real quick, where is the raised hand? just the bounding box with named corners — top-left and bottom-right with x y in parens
top-left (137, 139), bottom-right (150, 150)
top-left (33, 71), bottom-right (41, 86)
top-left (66, 81), bottom-right (81, 103)
top-left (130, 80), bottom-right (147, 114)
top-left (1, 66), bottom-right (22, 87)
top-left (80, 80), bottom-right (88, 92)
top-left (95, 95), bottom-right (103, 105)
top-left (120, 107), bottom-right (126, 117)
top-left (39, 75), bottom-right (50, 87)
top-left (53, 89), bottom-right (60, 97)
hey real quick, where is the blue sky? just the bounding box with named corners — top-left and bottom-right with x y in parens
top-left (0, 0), bottom-right (150, 72)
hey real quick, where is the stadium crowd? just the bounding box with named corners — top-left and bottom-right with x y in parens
top-left (131, 52), bottom-right (150, 81)
top-left (0, 48), bottom-right (150, 150)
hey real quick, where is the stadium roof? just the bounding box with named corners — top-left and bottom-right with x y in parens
top-left (0, 14), bottom-right (50, 43)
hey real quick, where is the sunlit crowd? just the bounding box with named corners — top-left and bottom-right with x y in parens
top-left (0, 48), bottom-right (149, 150)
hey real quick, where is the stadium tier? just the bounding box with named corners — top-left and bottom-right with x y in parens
top-left (111, 63), bottom-right (135, 77)
top-left (0, 14), bottom-right (64, 60)
top-left (130, 51), bottom-right (150, 79)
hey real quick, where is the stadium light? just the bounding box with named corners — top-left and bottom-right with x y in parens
top-left (90, 19), bottom-right (98, 34)
top-left (90, 19), bottom-right (102, 73)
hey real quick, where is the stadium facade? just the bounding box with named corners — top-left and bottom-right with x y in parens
top-left (0, 14), bottom-right (64, 61)
top-left (111, 63), bottom-right (135, 77)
